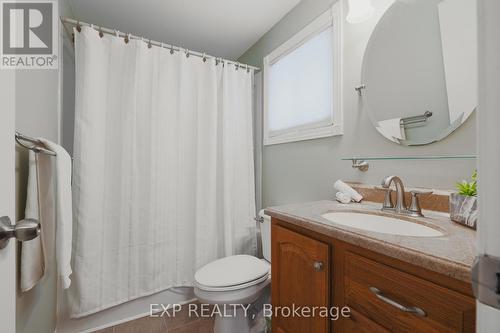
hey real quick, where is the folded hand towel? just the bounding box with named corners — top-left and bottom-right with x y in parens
top-left (20, 151), bottom-right (44, 292)
top-left (377, 118), bottom-right (406, 140)
top-left (335, 192), bottom-right (352, 204)
top-left (334, 180), bottom-right (363, 202)
top-left (39, 139), bottom-right (73, 289)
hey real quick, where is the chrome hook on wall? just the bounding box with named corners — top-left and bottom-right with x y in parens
top-left (355, 84), bottom-right (366, 96)
top-left (351, 159), bottom-right (369, 172)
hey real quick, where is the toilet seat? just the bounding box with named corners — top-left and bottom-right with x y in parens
top-left (194, 255), bottom-right (270, 292)
top-left (195, 272), bottom-right (269, 291)
top-left (194, 275), bottom-right (270, 306)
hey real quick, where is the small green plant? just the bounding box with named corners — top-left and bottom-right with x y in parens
top-left (456, 170), bottom-right (477, 197)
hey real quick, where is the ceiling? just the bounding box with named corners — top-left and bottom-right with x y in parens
top-left (66, 0), bottom-right (301, 60)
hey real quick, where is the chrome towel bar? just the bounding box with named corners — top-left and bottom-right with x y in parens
top-left (400, 111), bottom-right (433, 127)
top-left (15, 131), bottom-right (56, 156)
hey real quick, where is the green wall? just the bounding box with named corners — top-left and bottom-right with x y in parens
top-left (239, 0), bottom-right (476, 208)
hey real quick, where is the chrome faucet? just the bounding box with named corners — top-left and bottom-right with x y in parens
top-left (380, 176), bottom-right (432, 217)
top-left (381, 175), bottom-right (407, 214)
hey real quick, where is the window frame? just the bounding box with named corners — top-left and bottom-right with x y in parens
top-left (263, 3), bottom-right (343, 146)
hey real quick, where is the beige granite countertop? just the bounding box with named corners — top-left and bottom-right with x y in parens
top-left (265, 200), bottom-right (476, 283)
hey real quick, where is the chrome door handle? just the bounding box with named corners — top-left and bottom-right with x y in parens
top-left (369, 287), bottom-right (426, 317)
top-left (313, 261), bottom-right (324, 271)
top-left (0, 216), bottom-right (40, 249)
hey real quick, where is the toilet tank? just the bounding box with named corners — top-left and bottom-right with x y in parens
top-left (259, 210), bottom-right (271, 262)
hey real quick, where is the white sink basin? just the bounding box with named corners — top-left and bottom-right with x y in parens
top-left (321, 211), bottom-right (443, 237)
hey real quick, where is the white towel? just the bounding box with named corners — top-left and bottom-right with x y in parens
top-left (20, 151), bottom-right (57, 291)
top-left (39, 139), bottom-right (73, 289)
top-left (377, 118), bottom-right (406, 141)
top-left (335, 192), bottom-right (352, 204)
top-left (334, 180), bottom-right (363, 202)
top-left (20, 151), bottom-right (44, 291)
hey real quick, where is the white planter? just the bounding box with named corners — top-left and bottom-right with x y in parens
top-left (449, 193), bottom-right (477, 229)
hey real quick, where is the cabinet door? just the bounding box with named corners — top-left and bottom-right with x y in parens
top-left (272, 224), bottom-right (330, 333)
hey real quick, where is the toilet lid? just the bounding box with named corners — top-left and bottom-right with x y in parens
top-left (194, 255), bottom-right (270, 289)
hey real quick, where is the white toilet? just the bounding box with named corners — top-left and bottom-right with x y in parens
top-left (194, 210), bottom-right (271, 333)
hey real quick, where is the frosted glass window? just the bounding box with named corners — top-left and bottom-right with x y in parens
top-left (263, 5), bottom-right (342, 145)
top-left (268, 27), bottom-right (334, 134)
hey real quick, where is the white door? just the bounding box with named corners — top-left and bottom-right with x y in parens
top-left (0, 69), bottom-right (17, 332)
top-left (477, 0), bottom-right (500, 331)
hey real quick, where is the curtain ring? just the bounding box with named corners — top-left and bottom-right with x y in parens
top-left (76, 21), bottom-right (81, 32)
top-left (148, 39), bottom-right (152, 49)
top-left (185, 49), bottom-right (190, 58)
top-left (235, 62), bottom-right (239, 71)
top-left (202, 52), bottom-right (207, 63)
top-left (99, 26), bottom-right (104, 38)
top-left (170, 45), bottom-right (174, 54)
top-left (114, 29), bottom-right (119, 37)
top-left (246, 64), bottom-right (250, 73)
top-left (124, 33), bottom-right (131, 44)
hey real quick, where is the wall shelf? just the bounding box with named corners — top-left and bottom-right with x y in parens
top-left (342, 155), bottom-right (476, 161)
top-left (343, 155), bottom-right (476, 171)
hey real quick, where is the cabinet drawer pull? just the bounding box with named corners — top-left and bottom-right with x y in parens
top-left (313, 261), bottom-right (324, 271)
top-left (369, 287), bottom-right (426, 317)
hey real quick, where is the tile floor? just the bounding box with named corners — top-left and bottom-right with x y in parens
top-left (93, 302), bottom-right (214, 333)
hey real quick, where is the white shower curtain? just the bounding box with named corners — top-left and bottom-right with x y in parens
top-left (69, 27), bottom-right (257, 317)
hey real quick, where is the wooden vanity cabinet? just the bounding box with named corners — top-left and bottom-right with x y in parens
top-left (271, 219), bottom-right (476, 333)
top-left (271, 224), bottom-right (331, 333)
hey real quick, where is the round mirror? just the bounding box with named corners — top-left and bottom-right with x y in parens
top-left (362, 0), bottom-right (477, 145)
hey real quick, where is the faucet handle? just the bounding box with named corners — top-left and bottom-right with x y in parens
top-left (375, 186), bottom-right (394, 209)
top-left (408, 189), bottom-right (433, 217)
top-left (409, 189), bottom-right (434, 195)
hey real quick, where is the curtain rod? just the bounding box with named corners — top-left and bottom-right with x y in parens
top-left (60, 17), bottom-right (260, 72)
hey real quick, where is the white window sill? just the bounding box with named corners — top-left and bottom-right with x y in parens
top-left (264, 124), bottom-right (343, 146)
